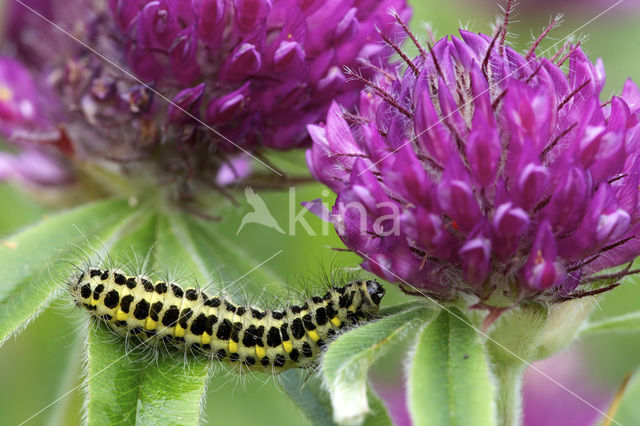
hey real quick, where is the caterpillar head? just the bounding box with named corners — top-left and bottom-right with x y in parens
top-left (70, 271), bottom-right (85, 292)
top-left (362, 280), bottom-right (385, 314)
top-left (70, 269), bottom-right (106, 307)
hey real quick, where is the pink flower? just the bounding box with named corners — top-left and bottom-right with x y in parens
top-left (308, 19), bottom-right (640, 305)
top-left (1, 0), bottom-right (410, 192)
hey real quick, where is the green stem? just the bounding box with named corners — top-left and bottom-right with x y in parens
top-left (486, 304), bottom-right (547, 426)
top-left (494, 362), bottom-right (526, 426)
top-left (486, 299), bottom-right (596, 426)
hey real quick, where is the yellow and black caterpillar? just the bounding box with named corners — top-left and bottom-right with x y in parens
top-left (71, 268), bottom-right (385, 372)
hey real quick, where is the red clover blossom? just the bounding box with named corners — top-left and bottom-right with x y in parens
top-left (307, 15), bottom-right (640, 307)
top-left (1, 0), bottom-right (410, 196)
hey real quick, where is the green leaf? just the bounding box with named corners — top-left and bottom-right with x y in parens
top-left (408, 308), bottom-right (496, 426)
top-left (378, 301), bottom-right (429, 317)
top-left (280, 370), bottom-right (393, 426)
top-left (136, 358), bottom-right (211, 425)
top-left (580, 311), bottom-right (640, 335)
top-left (323, 305), bottom-right (433, 425)
top-left (84, 212), bottom-right (211, 425)
top-left (3, 189), bottom-right (401, 424)
top-left (85, 324), bottom-right (143, 425)
top-left (137, 215), bottom-right (213, 424)
top-left (82, 208), bottom-right (298, 425)
top-left (178, 214), bottom-right (284, 290)
top-left (281, 370), bottom-right (334, 426)
top-left (84, 213), bottom-right (156, 425)
top-left (0, 199), bottom-right (128, 291)
top-left (607, 370), bottom-right (640, 424)
top-left (0, 198), bottom-right (136, 345)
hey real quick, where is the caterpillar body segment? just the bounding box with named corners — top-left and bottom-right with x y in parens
top-left (71, 268), bottom-right (385, 372)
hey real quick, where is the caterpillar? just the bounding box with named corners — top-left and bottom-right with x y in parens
top-left (70, 268), bottom-right (385, 372)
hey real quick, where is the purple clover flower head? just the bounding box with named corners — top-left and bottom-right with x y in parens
top-left (3, 0), bottom-right (410, 192)
top-left (307, 20), bottom-right (640, 305)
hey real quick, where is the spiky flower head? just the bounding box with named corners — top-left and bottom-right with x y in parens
top-left (1, 0), bottom-right (410, 197)
top-left (307, 19), bottom-right (640, 307)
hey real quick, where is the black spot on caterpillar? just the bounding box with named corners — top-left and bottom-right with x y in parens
top-left (70, 268), bottom-right (385, 372)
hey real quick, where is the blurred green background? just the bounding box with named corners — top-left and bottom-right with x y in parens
top-left (1, 0), bottom-right (640, 425)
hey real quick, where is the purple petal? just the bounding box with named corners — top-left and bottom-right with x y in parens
top-left (544, 166), bottom-right (589, 235)
top-left (205, 82), bottom-right (250, 123)
top-left (466, 126), bottom-right (500, 187)
top-left (621, 78), bottom-right (640, 114)
top-left (516, 163), bottom-right (550, 210)
top-left (384, 144), bottom-right (432, 205)
top-left (301, 198), bottom-right (332, 221)
top-left (522, 221), bottom-right (562, 291)
top-left (167, 83), bottom-right (205, 123)
top-left (459, 236), bottom-right (492, 286)
top-left (596, 209), bottom-right (631, 244)
top-left (492, 202), bottom-right (530, 258)
top-left (414, 88), bottom-right (454, 165)
top-left (400, 207), bottom-right (459, 261)
top-left (192, 0), bottom-right (225, 47)
top-left (169, 27), bottom-right (202, 85)
top-left (233, 0), bottom-right (272, 33)
top-left (109, 0), bottom-right (146, 30)
top-left (272, 41), bottom-right (305, 72)
top-left (221, 43), bottom-right (262, 81)
top-left (437, 157), bottom-right (481, 232)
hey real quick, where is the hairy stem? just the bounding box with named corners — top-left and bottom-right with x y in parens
top-left (494, 361), bottom-right (525, 426)
top-left (486, 304), bottom-right (547, 426)
top-left (486, 299), bottom-right (597, 425)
